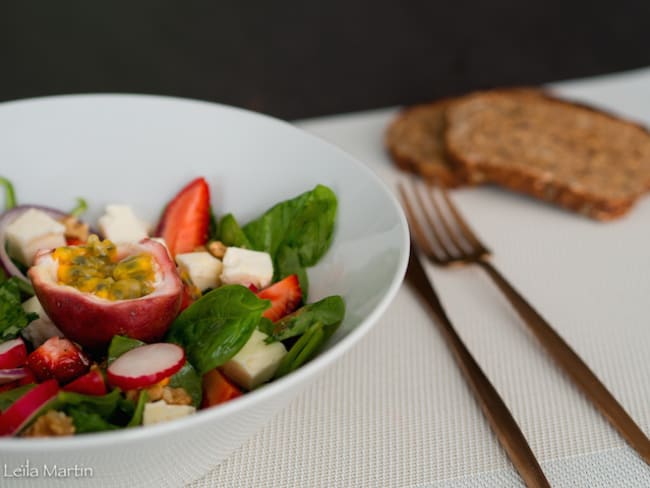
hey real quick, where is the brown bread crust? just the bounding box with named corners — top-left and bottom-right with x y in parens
top-left (385, 98), bottom-right (465, 187)
top-left (445, 90), bottom-right (650, 220)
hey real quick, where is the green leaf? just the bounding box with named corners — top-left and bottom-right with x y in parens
top-left (68, 407), bottom-right (119, 434)
top-left (169, 362), bottom-right (202, 408)
top-left (261, 295), bottom-right (345, 343)
top-left (166, 285), bottom-right (271, 375)
top-left (243, 184), bottom-right (337, 267)
top-left (54, 389), bottom-right (122, 418)
top-left (275, 245), bottom-right (309, 300)
top-left (218, 213), bottom-right (251, 248)
top-left (107, 335), bottom-right (145, 364)
top-left (127, 390), bottom-right (148, 427)
top-left (274, 321), bottom-right (325, 378)
top-left (69, 197), bottom-right (88, 218)
top-left (0, 278), bottom-right (38, 341)
top-left (0, 384), bottom-right (36, 411)
top-left (0, 177), bottom-right (16, 210)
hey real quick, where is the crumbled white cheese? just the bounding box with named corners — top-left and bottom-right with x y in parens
top-left (143, 400), bottom-right (196, 426)
top-left (175, 252), bottom-right (222, 291)
top-left (221, 330), bottom-right (287, 390)
top-left (98, 205), bottom-right (149, 243)
top-left (21, 296), bottom-right (63, 347)
top-left (220, 247), bottom-right (273, 289)
top-left (5, 209), bottom-right (66, 266)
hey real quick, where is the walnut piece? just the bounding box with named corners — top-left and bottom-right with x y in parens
top-left (22, 410), bottom-right (75, 437)
top-left (161, 386), bottom-right (193, 406)
top-left (60, 215), bottom-right (90, 242)
top-left (208, 241), bottom-right (227, 259)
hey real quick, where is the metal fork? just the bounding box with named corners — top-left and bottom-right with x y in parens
top-left (398, 179), bottom-right (650, 465)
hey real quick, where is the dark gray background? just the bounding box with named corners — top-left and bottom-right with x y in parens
top-left (1, 1), bottom-right (649, 119)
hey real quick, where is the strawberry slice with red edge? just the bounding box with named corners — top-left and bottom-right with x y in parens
top-left (155, 177), bottom-right (211, 257)
top-left (26, 337), bottom-right (90, 384)
top-left (63, 368), bottom-right (107, 396)
top-left (201, 369), bottom-right (242, 408)
top-left (257, 274), bottom-right (303, 322)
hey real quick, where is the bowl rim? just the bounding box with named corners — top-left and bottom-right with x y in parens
top-left (0, 93), bottom-right (410, 451)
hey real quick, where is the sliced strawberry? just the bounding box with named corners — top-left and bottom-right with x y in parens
top-left (26, 337), bottom-right (90, 384)
top-left (257, 274), bottom-right (302, 322)
top-left (156, 177), bottom-right (210, 257)
top-left (63, 368), bottom-right (107, 396)
top-left (201, 369), bottom-right (242, 408)
top-left (66, 237), bottom-right (83, 246)
top-left (247, 284), bottom-right (259, 293)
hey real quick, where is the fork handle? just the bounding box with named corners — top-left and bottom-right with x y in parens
top-left (477, 259), bottom-right (650, 464)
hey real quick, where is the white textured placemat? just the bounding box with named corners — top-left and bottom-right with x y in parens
top-left (189, 68), bottom-right (650, 487)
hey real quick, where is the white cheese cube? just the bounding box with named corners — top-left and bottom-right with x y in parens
top-left (143, 400), bottom-right (196, 426)
top-left (220, 247), bottom-right (273, 289)
top-left (21, 296), bottom-right (63, 347)
top-left (221, 330), bottom-right (287, 390)
top-left (175, 252), bottom-right (222, 291)
top-left (5, 209), bottom-right (66, 266)
top-left (98, 204), bottom-right (149, 243)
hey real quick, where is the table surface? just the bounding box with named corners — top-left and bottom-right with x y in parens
top-left (189, 67), bottom-right (650, 488)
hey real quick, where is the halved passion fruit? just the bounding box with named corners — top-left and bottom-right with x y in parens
top-left (29, 236), bottom-right (182, 349)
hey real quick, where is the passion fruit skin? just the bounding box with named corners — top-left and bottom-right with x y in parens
top-left (29, 239), bottom-right (183, 350)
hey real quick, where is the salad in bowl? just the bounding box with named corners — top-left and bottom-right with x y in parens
top-left (0, 176), bottom-right (344, 437)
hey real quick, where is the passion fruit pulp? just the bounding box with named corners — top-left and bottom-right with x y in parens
top-left (29, 238), bottom-right (182, 349)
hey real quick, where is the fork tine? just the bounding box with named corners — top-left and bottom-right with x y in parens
top-left (397, 182), bottom-right (439, 261)
top-left (420, 182), bottom-right (471, 256)
top-left (439, 185), bottom-right (491, 256)
top-left (411, 181), bottom-right (454, 261)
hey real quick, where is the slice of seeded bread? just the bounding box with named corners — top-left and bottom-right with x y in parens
top-left (385, 99), bottom-right (466, 187)
top-left (386, 89), bottom-right (544, 188)
top-left (444, 91), bottom-right (650, 220)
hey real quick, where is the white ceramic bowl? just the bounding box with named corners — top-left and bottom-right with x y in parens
top-left (0, 95), bottom-right (409, 487)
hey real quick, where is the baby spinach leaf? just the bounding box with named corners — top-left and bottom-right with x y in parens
top-left (243, 184), bottom-right (337, 267)
top-left (0, 278), bottom-right (38, 341)
top-left (169, 362), bottom-right (202, 408)
top-left (127, 390), bottom-right (148, 427)
top-left (0, 176), bottom-right (16, 210)
top-left (218, 214), bottom-right (251, 248)
top-left (166, 285), bottom-right (270, 375)
top-left (107, 335), bottom-right (145, 364)
top-left (274, 321), bottom-right (325, 378)
top-left (0, 384), bottom-right (35, 411)
top-left (261, 295), bottom-right (345, 343)
top-left (275, 245), bottom-right (309, 300)
top-left (68, 407), bottom-right (119, 434)
top-left (55, 389), bottom-right (122, 418)
top-left (69, 197), bottom-right (88, 218)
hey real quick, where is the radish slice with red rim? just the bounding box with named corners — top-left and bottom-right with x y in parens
top-left (0, 379), bottom-right (59, 436)
top-left (107, 343), bottom-right (185, 390)
top-left (0, 338), bottom-right (27, 369)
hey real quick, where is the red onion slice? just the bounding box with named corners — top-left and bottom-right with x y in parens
top-left (0, 367), bottom-right (28, 385)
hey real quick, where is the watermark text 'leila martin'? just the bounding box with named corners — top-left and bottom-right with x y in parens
top-left (3, 459), bottom-right (94, 479)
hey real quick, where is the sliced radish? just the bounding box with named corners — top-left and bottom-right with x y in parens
top-left (0, 379), bottom-right (59, 436)
top-left (0, 338), bottom-right (27, 369)
top-left (0, 368), bottom-right (28, 385)
top-left (107, 343), bottom-right (185, 390)
top-left (63, 369), bottom-right (107, 396)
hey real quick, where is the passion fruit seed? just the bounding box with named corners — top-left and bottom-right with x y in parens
top-left (54, 236), bottom-right (156, 301)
